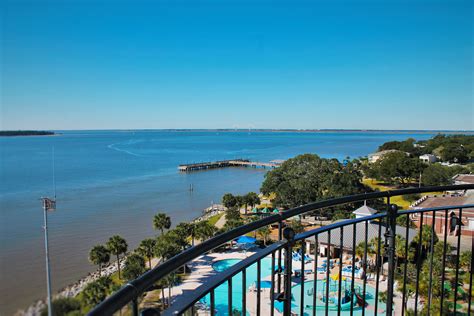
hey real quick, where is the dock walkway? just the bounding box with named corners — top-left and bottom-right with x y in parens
top-left (178, 159), bottom-right (281, 172)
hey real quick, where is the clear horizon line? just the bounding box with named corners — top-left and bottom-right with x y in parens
top-left (2, 128), bottom-right (474, 133)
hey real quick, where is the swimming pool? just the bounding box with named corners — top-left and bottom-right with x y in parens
top-left (200, 258), bottom-right (274, 315)
top-left (201, 258), bottom-right (386, 315)
top-left (285, 280), bottom-right (386, 315)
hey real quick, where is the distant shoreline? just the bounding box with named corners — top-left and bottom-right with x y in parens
top-left (0, 130), bottom-right (55, 137)
top-left (9, 129), bottom-right (473, 134)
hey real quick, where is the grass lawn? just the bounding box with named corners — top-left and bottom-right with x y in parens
top-left (362, 178), bottom-right (413, 209)
top-left (207, 212), bottom-right (224, 226)
top-left (362, 178), bottom-right (446, 210)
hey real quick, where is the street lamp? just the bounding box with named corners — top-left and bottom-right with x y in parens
top-left (41, 197), bottom-right (56, 316)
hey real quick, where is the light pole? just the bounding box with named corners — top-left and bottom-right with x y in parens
top-left (41, 197), bottom-right (55, 316)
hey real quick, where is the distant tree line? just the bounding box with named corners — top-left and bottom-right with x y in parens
top-left (0, 130), bottom-right (55, 136)
top-left (363, 134), bottom-right (473, 187)
top-left (378, 134), bottom-right (474, 163)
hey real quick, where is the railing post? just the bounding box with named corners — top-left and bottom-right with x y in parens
top-left (386, 203), bottom-right (398, 316)
top-left (132, 298), bottom-right (139, 316)
top-left (283, 227), bottom-right (295, 316)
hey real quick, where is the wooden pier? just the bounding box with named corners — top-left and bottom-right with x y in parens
top-left (178, 159), bottom-right (282, 172)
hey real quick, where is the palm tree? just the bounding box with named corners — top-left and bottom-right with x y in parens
top-left (88, 245), bottom-right (110, 276)
top-left (82, 276), bottom-right (112, 308)
top-left (394, 235), bottom-right (408, 271)
top-left (356, 241), bottom-right (368, 261)
top-left (137, 238), bottom-right (156, 269)
top-left (122, 253), bottom-right (146, 281)
top-left (153, 213), bottom-right (171, 235)
top-left (258, 226), bottom-right (271, 246)
top-left (175, 222), bottom-right (195, 246)
top-left (413, 225), bottom-right (438, 254)
top-left (165, 273), bottom-right (181, 307)
top-left (222, 193), bottom-right (237, 209)
top-left (106, 235), bottom-right (128, 279)
top-left (288, 219), bottom-right (305, 234)
top-left (154, 232), bottom-right (183, 261)
top-left (195, 221), bottom-right (217, 242)
top-left (245, 192), bottom-right (260, 209)
top-left (459, 250), bottom-right (471, 269)
top-left (156, 277), bottom-right (168, 308)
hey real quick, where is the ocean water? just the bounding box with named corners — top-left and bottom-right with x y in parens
top-left (0, 130), bottom-right (436, 315)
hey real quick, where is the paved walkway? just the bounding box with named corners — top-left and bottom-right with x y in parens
top-left (214, 212), bottom-right (227, 229)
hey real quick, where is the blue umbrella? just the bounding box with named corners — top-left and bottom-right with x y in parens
top-left (235, 235), bottom-right (257, 244)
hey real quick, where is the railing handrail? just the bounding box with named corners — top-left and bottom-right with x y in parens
top-left (294, 203), bottom-right (473, 242)
top-left (88, 184), bottom-right (474, 315)
top-left (163, 241), bottom-right (286, 315)
top-left (162, 203), bottom-right (474, 315)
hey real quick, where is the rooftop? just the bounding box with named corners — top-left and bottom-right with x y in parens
top-left (352, 203), bottom-right (378, 217)
top-left (453, 174), bottom-right (474, 185)
top-left (311, 220), bottom-right (417, 249)
top-left (412, 195), bottom-right (469, 209)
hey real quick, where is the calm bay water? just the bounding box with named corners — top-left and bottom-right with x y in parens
top-left (0, 130), bottom-right (436, 315)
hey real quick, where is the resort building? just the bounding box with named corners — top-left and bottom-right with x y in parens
top-left (453, 173), bottom-right (474, 185)
top-left (410, 192), bottom-right (474, 237)
top-left (305, 205), bottom-right (417, 260)
top-left (419, 154), bottom-right (437, 163)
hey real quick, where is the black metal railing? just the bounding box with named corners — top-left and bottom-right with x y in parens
top-left (89, 185), bottom-right (474, 316)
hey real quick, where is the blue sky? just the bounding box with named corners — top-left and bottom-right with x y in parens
top-left (2, 0), bottom-right (472, 130)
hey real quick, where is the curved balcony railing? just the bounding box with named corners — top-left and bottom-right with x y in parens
top-left (89, 185), bottom-right (474, 316)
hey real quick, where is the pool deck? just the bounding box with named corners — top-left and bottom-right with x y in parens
top-left (168, 249), bottom-right (398, 315)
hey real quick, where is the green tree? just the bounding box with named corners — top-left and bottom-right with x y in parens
top-left (106, 235), bottom-right (128, 279)
top-left (40, 297), bottom-right (81, 316)
top-left (88, 244), bottom-right (110, 276)
top-left (175, 222), bottom-right (195, 246)
top-left (245, 192), bottom-right (261, 209)
top-left (137, 238), bottom-right (156, 269)
top-left (153, 213), bottom-right (171, 235)
top-left (195, 220), bottom-right (217, 242)
top-left (288, 219), bottom-right (305, 234)
top-left (441, 143), bottom-right (469, 163)
top-left (368, 237), bottom-right (384, 258)
top-left (223, 217), bottom-right (244, 231)
top-left (422, 164), bottom-right (452, 186)
top-left (459, 250), bottom-right (471, 269)
top-left (257, 226), bottom-right (271, 246)
top-left (122, 253), bottom-right (146, 281)
top-left (355, 241), bottom-right (368, 261)
top-left (165, 273), bottom-right (181, 307)
top-left (261, 154), bottom-right (366, 209)
top-left (412, 225), bottom-right (439, 255)
top-left (373, 152), bottom-right (425, 186)
top-left (378, 290), bottom-right (388, 303)
top-left (331, 209), bottom-right (352, 221)
top-left (222, 193), bottom-right (238, 209)
top-left (155, 231), bottom-right (187, 260)
top-left (156, 277), bottom-right (168, 308)
top-left (234, 195), bottom-right (245, 210)
top-left (378, 138), bottom-right (420, 155)
top-left (396, 214), bottom-right (416, 228)
top-left (223, 208), bottom-right (244, 231)
top-left (240, 192), bottom-right (261, 214)
top-left (81, 277), bottom-right (112, 308)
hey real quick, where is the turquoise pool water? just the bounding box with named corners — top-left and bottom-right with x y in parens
top-left (201, 258), bottom-right (386, 315)
top-left (201, 258), bottom-right (274, 315)
top-left (287, 280), bottom-right (386, 316)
